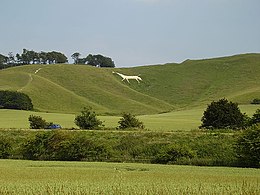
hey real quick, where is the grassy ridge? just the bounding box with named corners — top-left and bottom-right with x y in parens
top-left (0, 53), bottom-right (259, 115)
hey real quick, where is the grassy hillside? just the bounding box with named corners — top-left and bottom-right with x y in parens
top-left (0, 53), bottom-right (259, 115)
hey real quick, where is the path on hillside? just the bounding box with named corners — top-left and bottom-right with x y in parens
top-left (18, 74), bottom-right (33, 92)
top-left (18, 68), bottom-right (42, 92)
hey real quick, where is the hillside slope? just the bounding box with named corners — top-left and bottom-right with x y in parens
top-left (0, 53), bottom-right (259, 115)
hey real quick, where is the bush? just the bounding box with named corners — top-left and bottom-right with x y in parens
top-left (0, 136), bottom-right (12, 159)
top-left (28, 115), bottom-right (50, 129)
top-left (251, 109), bottom-right (260, 125)
top-left (201, 98), bottom-right (246, 129)
top-left (235, 124), bottom-right (260, 167)
top-left (22, 132), bottom-right (51, 160)
top-left (251, 98), bottom-right (260, 104)
top-left (74, 107), bottom-right (103, 129)
top-left (0, 90), bottom-right (33, 110)
top-left (118, 113), bottom-right (144, 129)
top-left (22, 131), bottom-right (112, 161)
top-left (152, 144), bottom-right (195, 164)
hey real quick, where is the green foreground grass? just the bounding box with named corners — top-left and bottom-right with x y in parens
top-left (0, 159), bottom-right (259, 194)
top-left (1, 104), bottom-right (259, 131)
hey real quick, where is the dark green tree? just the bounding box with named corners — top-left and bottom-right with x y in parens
top-left (235, 124), bottom-right (260, 167)
top-left (0, 54), bottom-right (8, 69)
top-left (74, 107), bottom-right (103, 129)
top-left (0, 90), bottom-right (33, 110)
top-left (201, 98), bottom-right (245, 129)
top-left (86, 54), bottom-right (115, 67)
top-left (251, 109), bottom-right (260, 125)
top-left (71, 52), bottom-right (81, 64)
top-left (118, 113), bottom-right (144, 129)
top-left (28, 115), bottom-right (49, 129)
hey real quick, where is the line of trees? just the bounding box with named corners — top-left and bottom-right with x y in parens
top-left (71, 53), bottom-right (115, 67)
top-left (0, 49), bottom-right (115, 69)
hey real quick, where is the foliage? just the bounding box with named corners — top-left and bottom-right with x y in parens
top-left (0, 129), bottom-right (239, 166)
top-left (21, 131), bottom-right (111, 161)
top-left (86, 54), bottom-right (115, 67)
top-left (0, 90), bottom-right (33, 110)
top-left (201, 98), bottom-right (245, 129)
top-left (235, 124), bottom-right (260, 167)
top-left (74, 107), bottom-right (103, 129)
top-left (0, 136), bottom-right (12, 159)
top-left (152, 144), bottom-right (195, 164)
top-left (251, 98), bottom-right (260, 104)
top-left (251, 109), bottom-right (260, 125)
top-left (118, 113), bottom-right (144, 129)
top-left (28, 115), bottom-right (50, 129)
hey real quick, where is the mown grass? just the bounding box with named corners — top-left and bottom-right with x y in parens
top-left (0, 104), bottom-right (259, 130)
top-left (0, 159), bottom-right (259, 194)
top-left (0, 54), bottom-right (259, 115)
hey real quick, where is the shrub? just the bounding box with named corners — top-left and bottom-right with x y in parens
top-left (21, 131), bottom-right (112, 161)
top-left (0, 90), bottom-right (33, 110)
top-left (152, 144), bottom-right (195, 164)
top-left (118, 113), bottom-right (144, 129)
top-left (28, 115), bottom-right (50, 129)
top-left (251, 109), bottom-right (260, 125)
top-left (251, 98), bottom-right (260, 104)
top-left (0, 136), bottom-right (12, 159)
top-left (235, 124), bottom-right (260, 167)
top-left (201, 98), bottom-right (245, 129)
top-left (22, 132), bottom-right (51, 160)
top-left (74, 107), bottom-right (103, 129)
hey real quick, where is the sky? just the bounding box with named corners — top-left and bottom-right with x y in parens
top-left (0, 0), bottom-right (260, 67)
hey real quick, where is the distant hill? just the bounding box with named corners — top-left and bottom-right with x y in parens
top-left (0, 53), bottom-right (259, 115)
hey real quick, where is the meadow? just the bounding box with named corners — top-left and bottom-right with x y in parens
top-left (0, 159), bottom-right (259, 194)
top-left (0, 104), bottom-right (259, 131)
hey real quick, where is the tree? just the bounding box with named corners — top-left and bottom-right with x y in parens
top-left (0, 90), bottom-right (33, 110)
top-left (0, 54), bottom-right (8, 69)
top-left (251, 109), bottom-right (260, 125)
top-left (118, 113), bottom-right (144, 129)
top-left (201, 98), bottom-right (245, 129)
top-left (235, 124), bottom-right (260, 167)
top-left (71, 52), bottom-right (81, 64)
top-left (74, 107), bottom-right (103, 129)
top-left (86, 54), bottom-right (115, 67)
top-left (28, 115), bottom-right (49, 129)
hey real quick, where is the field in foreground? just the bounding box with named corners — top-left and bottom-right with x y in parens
top-left (0, 160), bottom-right (259, 194)
top-left (0, 104), bottom-right (259, 131)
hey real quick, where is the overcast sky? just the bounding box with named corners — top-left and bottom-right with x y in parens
top-left (0, 0), bottom-right (259, 67)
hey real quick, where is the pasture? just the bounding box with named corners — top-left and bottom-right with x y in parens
top-left (0, 104), bottom-right (259, 131)
top-left (0, 160), bottom-right (259, 194)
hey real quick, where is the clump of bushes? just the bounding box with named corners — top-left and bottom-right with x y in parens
top-left (152, 144), bottom-right (195, 164)
top-left (74, 107), bottom-right (103, 129)
top-left (22, 131), bottom-right (112, 161)
top-left (235, 124), bottom-right (260, 168)
top-left (28, 115), bottom-right (56, 129)
top-left (118, 113), bottom-right (144, 130)
top-left (251, 98), bottom-right (260, 104)
top-left (0, 90), bottom-right (33, 110)
top-left (201, 98), bottom-right (246, 129)
top-left (0, 136), bottom-right (12, 159)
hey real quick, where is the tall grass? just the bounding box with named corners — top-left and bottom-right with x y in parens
top-left (0, 160), bottom-right (259, 194)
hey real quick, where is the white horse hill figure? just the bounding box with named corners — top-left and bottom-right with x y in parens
top-left (112, 71), bottom-right (142, 83)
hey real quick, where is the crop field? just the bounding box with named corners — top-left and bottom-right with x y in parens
top-left (0, 160), bottom-right (259, 194)
top-left (0, 104), bottom-right (259, 131)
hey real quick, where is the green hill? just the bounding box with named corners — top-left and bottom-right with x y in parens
top-left (0, 53), bottom-right (259, 115)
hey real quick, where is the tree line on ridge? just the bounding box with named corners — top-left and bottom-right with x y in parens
top-left (0, 49), bottom-right (115, 69)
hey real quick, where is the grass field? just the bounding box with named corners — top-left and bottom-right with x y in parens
top-left (1, 54), bottom-right (259, 115)
top-left (1, 104), bottom-right (259, 130)
top-left (0, 159), bottom-right (259, 194)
